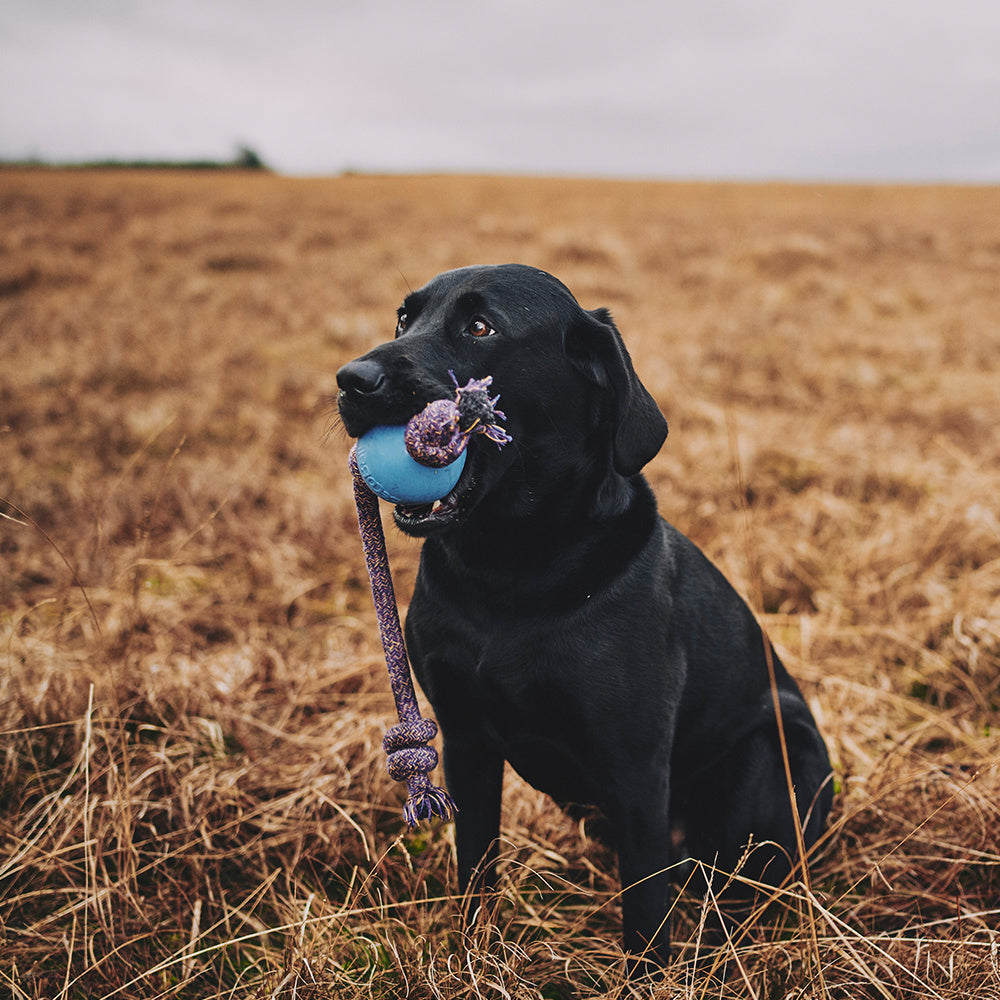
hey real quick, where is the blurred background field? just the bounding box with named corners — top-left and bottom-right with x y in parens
top-left (2, 169), bottom-right (999, 997)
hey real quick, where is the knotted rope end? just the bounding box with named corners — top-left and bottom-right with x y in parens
top-left (383, 719), bottom-right (455, 829)
top-left (450, 370), bottom-right (512, 447)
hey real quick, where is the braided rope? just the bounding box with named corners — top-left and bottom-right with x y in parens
top-left (350, 374), bottom-right (510, 828)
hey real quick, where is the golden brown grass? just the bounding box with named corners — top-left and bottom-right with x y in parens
top-left (2, 169), bottom-right (999, 997)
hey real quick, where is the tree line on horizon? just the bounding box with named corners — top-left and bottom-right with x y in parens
top-left (1, 144), bottom-right (270, 172)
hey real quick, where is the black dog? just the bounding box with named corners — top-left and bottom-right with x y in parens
top-left (337, 264), bottom-right (832, 967)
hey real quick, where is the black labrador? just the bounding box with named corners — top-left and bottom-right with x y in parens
top-left (337, 264), bottom-right (833, 967)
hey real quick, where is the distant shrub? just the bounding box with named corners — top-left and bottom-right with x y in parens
top-left (232, 144), bottom-right (268, 170)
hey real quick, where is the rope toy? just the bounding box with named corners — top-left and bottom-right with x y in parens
top-left (349, 373), bottom-right (511, 827)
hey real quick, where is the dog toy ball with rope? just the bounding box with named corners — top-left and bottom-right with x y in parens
top-left (349, 373), bottom-right (511, 827)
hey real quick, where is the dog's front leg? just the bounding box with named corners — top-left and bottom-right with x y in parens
top-left (618, 798), bottom-right (674, 972)
top-left (442, 731), bottom-right (505, 922)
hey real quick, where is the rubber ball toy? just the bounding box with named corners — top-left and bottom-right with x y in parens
top-left (355, 425), bottom-right (467, 504)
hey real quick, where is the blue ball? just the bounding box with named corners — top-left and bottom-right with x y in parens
top-left (355, 425), bottom-right (467, 504)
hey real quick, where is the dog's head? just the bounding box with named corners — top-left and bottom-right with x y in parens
top-left (337, 264), bottom-right (668, 536)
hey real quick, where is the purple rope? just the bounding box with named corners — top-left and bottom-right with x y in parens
top-left (350, 375), bottom-right (511, 828)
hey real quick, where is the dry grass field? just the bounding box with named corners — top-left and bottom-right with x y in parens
top-left (2, 168), bottom-right (999, 998)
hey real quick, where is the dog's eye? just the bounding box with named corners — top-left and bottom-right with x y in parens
top-left (467, 317), bottom-right (495, 338)
top-left (395, 312), bottom-right (407, 335)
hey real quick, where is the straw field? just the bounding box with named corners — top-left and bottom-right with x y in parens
top-left (2, 169), bottom-right (999, 997)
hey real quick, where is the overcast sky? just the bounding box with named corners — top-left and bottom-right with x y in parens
top-left (2, 0), bottom-right (998, 182)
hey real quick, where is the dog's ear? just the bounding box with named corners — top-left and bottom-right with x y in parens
top-left (566, 307), bottom-right (668, 475)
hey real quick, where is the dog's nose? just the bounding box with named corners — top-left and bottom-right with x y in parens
top-left (337, 358), bottom-right (386, 397)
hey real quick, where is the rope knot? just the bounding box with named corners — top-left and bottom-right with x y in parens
top-left (383, 719), bottom-right (440, 781)
top-left (383, 717), bottom-right (438, 750)
top-left (385, 745), bottom-right (439, 782)
top-left (383, 719), bottom-right (456, 828)
top-left (403, 371), bottom-right (512, 469)
top-left (403, 399), bottom-right (461, 468)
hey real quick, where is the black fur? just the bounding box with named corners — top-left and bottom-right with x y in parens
top-left (337, 264), bottom-right (832, 968)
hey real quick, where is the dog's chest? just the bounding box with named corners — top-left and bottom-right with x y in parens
top-left (407, 554), bottom-right (668, 807)
top-left (439, 620), bottom-right (610, 804)
top-left (482, 661), bottom-right (602, 805)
